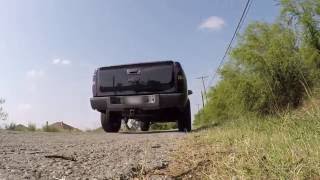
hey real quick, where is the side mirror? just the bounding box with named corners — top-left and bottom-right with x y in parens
top-left (188, 90), bottom-right (193, 95)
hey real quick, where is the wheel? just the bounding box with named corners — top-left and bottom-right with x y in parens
top-left (101, 112), bottom-right (122, 133)
top-left (140, 121), bottom-right (150, 131)
top-left (177, 100), bottom-right (192, 132)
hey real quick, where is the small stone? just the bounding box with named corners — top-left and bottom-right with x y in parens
top-left (65, 170), bottom-right (72, 175)
top-left (23, 173), bottom-right (31, 179)
top-left (151, 144), bottom-right (161, 148)
top-left (232, 176), bottom-right (238, 180)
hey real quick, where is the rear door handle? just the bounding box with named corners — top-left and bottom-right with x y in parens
top-left (127, 68), bottom-right (141, 75)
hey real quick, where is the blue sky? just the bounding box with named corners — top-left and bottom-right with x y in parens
top-left (0, 0), bottom-right (279, 129)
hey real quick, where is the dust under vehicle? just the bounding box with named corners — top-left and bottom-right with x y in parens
top-left (90, 61), bottom-right (192, 133)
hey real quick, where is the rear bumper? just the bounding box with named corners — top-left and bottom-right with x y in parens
top-left (90, 93), bottom-right (186, 111)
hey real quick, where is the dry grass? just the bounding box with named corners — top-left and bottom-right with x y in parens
top-left (42, 125), bottom-right (60, 132)
top-left (149, 108), bottom-right (320, 179)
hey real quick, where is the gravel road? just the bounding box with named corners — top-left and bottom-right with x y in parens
top-left (0, 130), bottom-right (185, 180)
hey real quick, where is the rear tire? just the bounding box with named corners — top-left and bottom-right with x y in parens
top-left (140, 121), bottom-right (150, 131)
top-left (177, 100), bottom-right (192, 132)
top-left (101, 112), bottom-right (122, 133)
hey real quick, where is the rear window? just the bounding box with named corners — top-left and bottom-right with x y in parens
top-left (98, 63), bottom-right (174, 93)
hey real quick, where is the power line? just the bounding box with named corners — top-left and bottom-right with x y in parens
top-left (239, 0), bottom-right (253, 31)
top-left (207, 0), bottom-right (253, 89)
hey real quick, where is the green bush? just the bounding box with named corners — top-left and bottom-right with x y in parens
top-left (194, 22), bottom-right (312, 126)
top-left (27, 123), bottom-right (36, 132)
top-left (194, 0), bottom-right (320, 127)
top-left (42, 125), bottom-right (59, 132)
top-left (5, 123), bottom-right (16, 130)
top-left (230, 23), bottom-right (309, 113)
top-left (281, 0), bottom-right (320, 88)
top-left (150, 122), bottom-right (177, 130)
top-left (5, 123), bottom-right (30, 131)
top-left (15, 125), bottom-right (27, 131)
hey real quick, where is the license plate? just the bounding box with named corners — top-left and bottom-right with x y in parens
top-left (125, 96), bottom-right (144, 105)
top-left (125, 95), bottom-right (155, 105)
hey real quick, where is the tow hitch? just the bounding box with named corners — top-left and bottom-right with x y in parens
top-left (129, 109), bottom-right (135, 118)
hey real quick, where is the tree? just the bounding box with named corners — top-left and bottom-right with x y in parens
top-left (0, 99), bottom-right (8, 121)
top-left (281, 0), bottom-right (320, 78)
top-left (229, 22), bottom-right (309, 112)
top-left (281, 0), bottom-right (320, 49)
top-left (194, 22), bottom-right (311, 125)
top-left (194, 1), bottom-right (319, 126)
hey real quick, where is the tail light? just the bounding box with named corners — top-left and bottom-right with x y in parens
top-left (92, 69), bottom-right (98, 96)
top-left (177, 71), bottom-right (184, 92)
top-left (175, 63), bottom-right (185, 93)
top-left (177, 74), bottom-right (184, 81)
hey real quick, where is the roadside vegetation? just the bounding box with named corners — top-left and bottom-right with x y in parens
top-left (185, 0), bottom-right (320, 178)
top-left (150, 122), bottom-right (177, 130)
top-left (0, 98), bottom-right (7, 121)
top-left (166, 104), bottom-right (320, 179)
top-left (42, 124), bottom-right (60, 132)
top-left (2, 122), bottom-right (78, 132)
top-left (27, 123), bottom-right (37, 132)
top-left (4, 123), bottom-right (17, 131)
top-left (85, 127), bottom-right (103, 133)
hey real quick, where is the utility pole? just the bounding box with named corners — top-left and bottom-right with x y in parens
top-left (201, 90), bottom-right (205, 109)
top-left (197, 75), bottom-right (208, 103)
top-left (197, 103), bottom-right (202, 122)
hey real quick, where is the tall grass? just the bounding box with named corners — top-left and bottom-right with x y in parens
top-left (169, 107), bottom-right (320, 179)
top-left (208, 117), bottom-right (318, 179)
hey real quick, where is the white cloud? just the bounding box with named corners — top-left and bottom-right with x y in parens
top-left (199, 16), bottom-right (225, 31)
top-left (18, 103), bottom-right (32, 111)
top-left (61, 60), bottom-right (71, 65)
top-left (52, 58), bottom-right (71, 65)
top-left (26, 69), bottom-right (45, 79)
top-left (52, 59), bottom-right (61, 64)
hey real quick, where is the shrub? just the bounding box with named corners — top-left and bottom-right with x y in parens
top-left (195, 22), bottom-right (312, 126)
top-left (150, 122), bottom-right (177, 130)
top-left (5, 123), bottom-right (16, 130)
top-left (230, 23), bottom-right (309, 112)
top-left (0, 98), bottom-right (7, 121)
top-left (42, 125), bottom-right (59, 132)
top-left (27, 123), bottom-right (36, 132)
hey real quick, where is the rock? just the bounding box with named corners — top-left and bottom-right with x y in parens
top-left (151, 144), bottom-right (161, 148)
top-left (65, 169), bottom-right (72, 175)
top-left (22, 172), bottom-right (31, 179)
top-left (232, 176), bottom-right (238, 180)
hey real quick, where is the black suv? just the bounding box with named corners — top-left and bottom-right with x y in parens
top-left (90, 61), bottom-right (192, 133)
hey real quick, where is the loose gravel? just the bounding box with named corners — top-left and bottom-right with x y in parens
top-left (0, 130), bottom-right (185, 180)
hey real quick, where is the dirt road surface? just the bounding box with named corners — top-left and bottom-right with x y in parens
top-left (0, 130), bottom-right (185, 180)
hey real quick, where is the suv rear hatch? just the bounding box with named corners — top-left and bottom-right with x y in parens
top-left (95, 61), bottom-right (176, 96)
